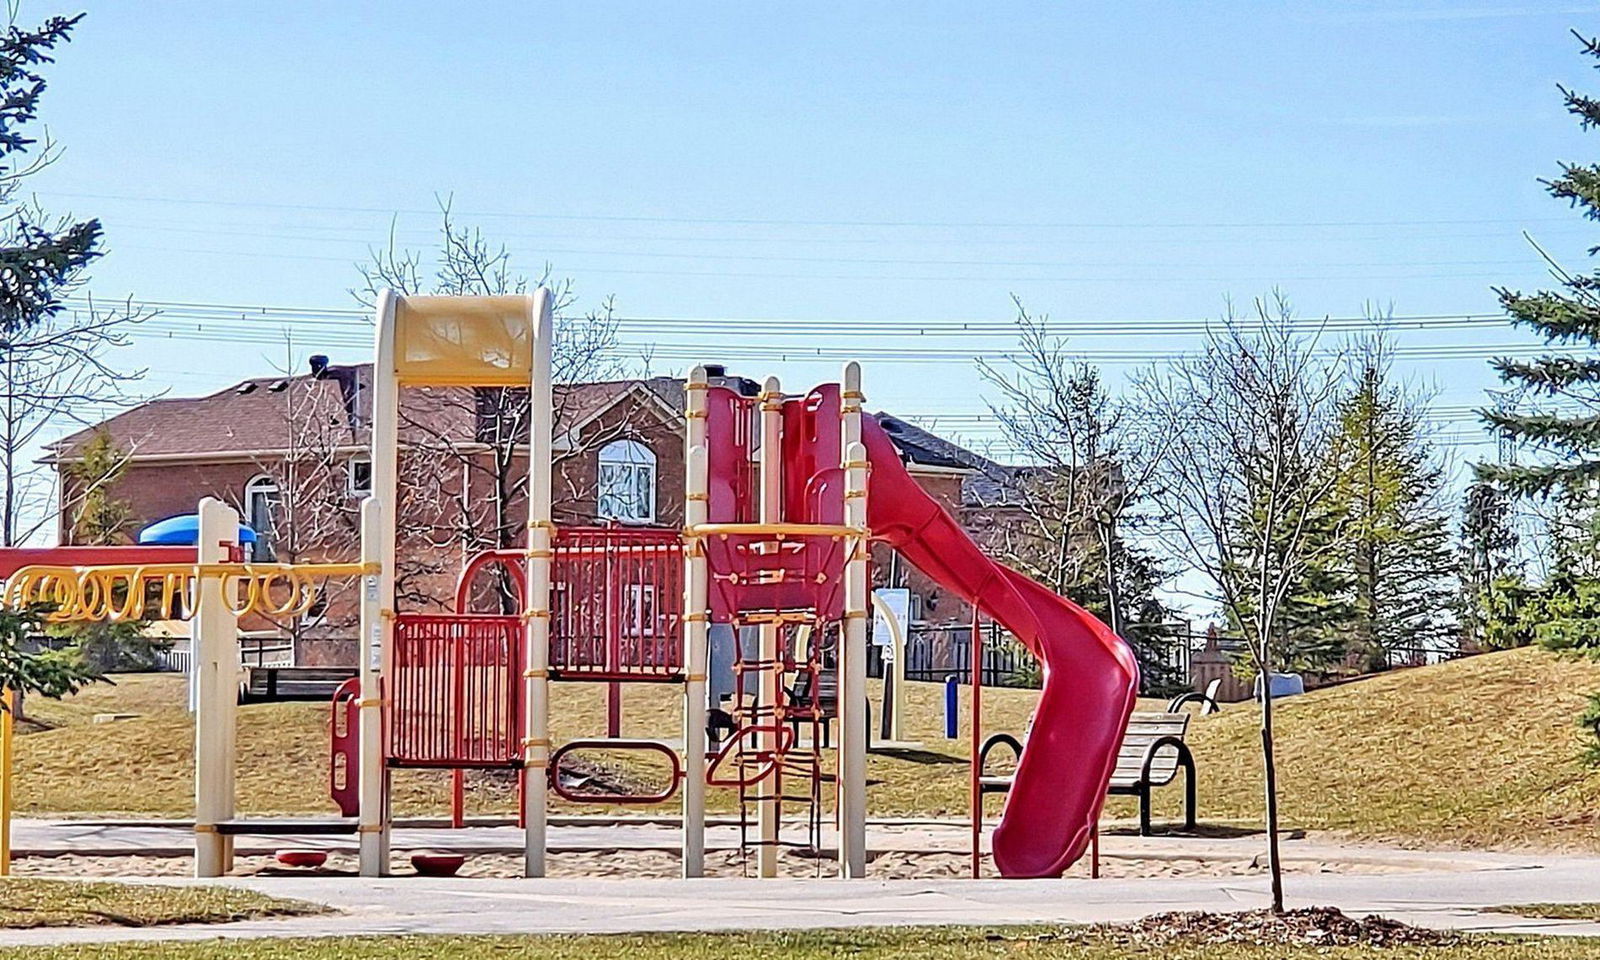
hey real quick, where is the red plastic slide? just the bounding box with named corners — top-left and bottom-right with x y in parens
top-left (862, 417), bottom-right (1141, 878)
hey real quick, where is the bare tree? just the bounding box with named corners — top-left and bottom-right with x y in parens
top-left (1135, 291), bottom-right (1346, 914)
top-left (234, 338), bottom-right (369, 652)
top-left (978, 297), bottom-right (1165, 632)
top-left (353, 199), bottom-right (647, 609)
top-left (5, 296), bottom-right (151, 545)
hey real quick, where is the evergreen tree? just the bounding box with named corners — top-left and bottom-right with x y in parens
top-left (65, 429), bottom-right (132, 545)
top-left (1326, 349), bottom-right (1456, 668)
top-left (1480, 31), bottom-right (1600, 495)
top-left (1228, 475), bottom-right (1352, 673)
top-left (1457, 480), bottom-right (1521, 648)
top-left (0, 12), bottom-right (100, 334)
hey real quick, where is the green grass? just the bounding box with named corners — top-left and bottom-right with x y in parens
top-left (0, 927), bottom-right (1591, 960)
top-left (15, 647), bottom-right (1600, 853)
top-left (0, 878), bottom-right (322, 929)
top-left (1495, 904), bottom-right (1600, 921)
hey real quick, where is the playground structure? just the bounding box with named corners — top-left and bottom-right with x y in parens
top-left (0, 289), bottom-right (1142, 881)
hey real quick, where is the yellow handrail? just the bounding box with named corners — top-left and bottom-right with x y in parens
top-left (2, 562), bottom-right (375, 623)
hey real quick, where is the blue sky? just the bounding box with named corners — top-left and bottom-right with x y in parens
top-left (25, 2), bottom-right (1600, 496)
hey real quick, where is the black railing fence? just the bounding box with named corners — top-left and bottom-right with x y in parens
top-left (866, 622), bottom-right (1038, 688)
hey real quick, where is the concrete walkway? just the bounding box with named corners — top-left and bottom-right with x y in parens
top-left (7, 819), bottom-right (1600, 945)
top-left (1, 817), bottom-right (1538, 870)
top-left (3, 860), bottom-right (1600, 946)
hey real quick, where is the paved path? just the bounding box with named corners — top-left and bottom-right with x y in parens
top-left (1, 817), bottom-right (1533, 869)
top-left (3, 860), bottom-right (1600, 946)
top-left (5, 818), bottom-right (1600, 946)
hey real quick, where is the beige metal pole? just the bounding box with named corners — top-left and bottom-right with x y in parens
top-left (193, 496), bottom-right (239, 878)
top-left (839, 361), bottom-right (869, 878)
top-left (360, 290), bottom-right (402, 877)
top-left (355, 496), bottom-right (386, 874)
top-left (757, 375), bottom-right (783, 878)
top-left (681, 365), bottom-right (710, 877)
top-left (523, 287), bottom-right (555, 877)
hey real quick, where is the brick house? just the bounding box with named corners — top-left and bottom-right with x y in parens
top-left (48, 360), bottom-right (1020, 665)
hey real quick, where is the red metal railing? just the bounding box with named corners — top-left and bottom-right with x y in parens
top-left (388, 614), bottom-right (522, 768)
top-left (550, 527), bottom-right (684, 681)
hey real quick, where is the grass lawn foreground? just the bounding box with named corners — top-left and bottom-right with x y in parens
top-left (0, 878), bottom-right (322, 929)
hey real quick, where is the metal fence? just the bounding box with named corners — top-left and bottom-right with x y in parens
top-left (867, 622), bottom-right (1038, 688)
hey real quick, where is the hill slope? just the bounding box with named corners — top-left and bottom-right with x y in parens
top-left (1167, 645), bottom-right (1600, 849)
top-left (13, 648), bottom-right (1600, 850)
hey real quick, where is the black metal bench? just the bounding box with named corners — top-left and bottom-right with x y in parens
top-left (977, 711), bottom-right (1196, 836)
top-left (786, 667), bottom-right (838, 747)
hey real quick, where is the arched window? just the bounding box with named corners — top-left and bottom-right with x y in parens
top-left (243, 474), bottom-right (280, 561)
top-left (597, 439), bottom-right (656, 523)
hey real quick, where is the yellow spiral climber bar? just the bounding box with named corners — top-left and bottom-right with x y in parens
top-left (2, 562), bottom-right (375, 622)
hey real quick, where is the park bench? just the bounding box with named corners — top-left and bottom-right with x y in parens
top-left (786, 666), bottom-right (839, 747)
top-left (977, 710), bottom-right (1197, 836)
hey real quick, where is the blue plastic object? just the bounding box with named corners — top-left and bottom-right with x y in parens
top-left (137, 513), bottom-right (257, 546)
top-left (944, 675), bottom-right (959, 739)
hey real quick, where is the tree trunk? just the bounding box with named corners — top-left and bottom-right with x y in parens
top-left (1259, 672), bottom-right (1285, 913)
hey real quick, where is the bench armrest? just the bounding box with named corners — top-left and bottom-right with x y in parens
top-left (1139, 734), bottom-right (1194, 784)
top-left (977, 732), bottom-right (1022, 777)
top-left (1166, 691), bottom-right (1219, 715)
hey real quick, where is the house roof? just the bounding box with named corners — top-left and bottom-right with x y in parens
top-left (51, 366), bottom-right (1020, 506)
top-left (871, 413), bottom-right (1024, 507)
top-left (48, 366), bottom-right (375, 461)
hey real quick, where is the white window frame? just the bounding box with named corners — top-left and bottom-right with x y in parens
top-left (597, 438), bottom-right (657, 524)
top-left (347, 456), bottom-right (373, 497)
top-left (243, 474), bottom-right (280, 561)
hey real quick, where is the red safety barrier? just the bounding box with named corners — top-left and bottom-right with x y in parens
top-left (388, 614), bottom-right (522, 768)
top-left (329, 677), bottom-right (360, 816)
top-left (454, 548), bottom-right (523, 615)
top-left (548, 738), bottom-right (683, 804)
top-left (703, 531), bottom-right (848, 621)
top-left (550, 527), bottom-right (684, 681)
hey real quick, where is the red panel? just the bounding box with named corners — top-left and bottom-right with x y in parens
top-left (550, 527), bottom-right (683, 680)
top-left (388, 614), bottom-right (522, 768)
top-left (704, 386), bottom-right (756, 524)
top-left (780, 382), bottom-right (845, 525)
top-left (328, 677), bottom-right (360, 816)
top-left (704, 530), bottom-right (846, 621)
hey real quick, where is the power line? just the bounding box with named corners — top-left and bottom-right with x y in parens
top-left (41, 189), bottom-right (1580, 231)
top-left (67, 295), bottom-right (1512, 337)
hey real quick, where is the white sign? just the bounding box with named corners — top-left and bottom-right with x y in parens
top-left (872, 588), bottom-right (910, 662)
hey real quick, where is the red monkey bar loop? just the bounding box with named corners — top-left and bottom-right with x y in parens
top-left (548, 738), bottom-right (683, 804)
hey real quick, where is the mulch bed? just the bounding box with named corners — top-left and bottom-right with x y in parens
top-left (1105, 907), bottom-right (1465, 948)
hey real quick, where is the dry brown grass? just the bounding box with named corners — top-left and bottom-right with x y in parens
top-left (0, 878), bottom-right (320, 928)
top-left (15, 648), bottom-right (1600, 851)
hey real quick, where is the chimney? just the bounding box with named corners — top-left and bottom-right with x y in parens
top-left (306, 356), bottom-right (363, 429)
